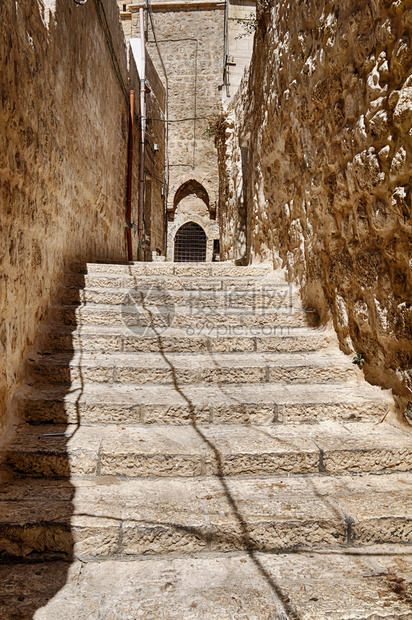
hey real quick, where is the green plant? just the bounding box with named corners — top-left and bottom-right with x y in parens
top-left (353, 353), bottom-right (365, 367)
top-left (204, 114), bottom-right (227, 141)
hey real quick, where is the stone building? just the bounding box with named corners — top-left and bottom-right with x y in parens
top-left (0, 0), bottom-right (257, 456)
top-left (119, 0), bottom-right (256, 260)
top-left (130, 38), bottom-right (167, 259)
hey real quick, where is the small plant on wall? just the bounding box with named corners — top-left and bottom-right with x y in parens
top-left (204, 114), bottom-right (227, 143)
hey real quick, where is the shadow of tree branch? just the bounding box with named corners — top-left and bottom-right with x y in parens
top-left (133, 271), bottom-right (299, 620)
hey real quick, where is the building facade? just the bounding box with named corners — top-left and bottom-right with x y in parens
top-left (119, 0), bottom-right (255, 260)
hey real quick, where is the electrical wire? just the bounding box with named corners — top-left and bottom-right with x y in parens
top-left (147, 115), bottom-right (212, 123)
top-left (144, 169), bottom-right (165, 184)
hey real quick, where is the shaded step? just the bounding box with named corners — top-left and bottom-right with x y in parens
top-left (2, 550), bottom-right (412, 619)
top-left (0, 473), bottom-right (411, 559)
top-left (26, 350), bottom-right (357, 386)
top-left (50, 303), bottom-right (312, 329)
top-left (39, 324), bottom-right (332, 354)
top-left (5, 422), bottom-right (411, 479)
top-left (16, 382), bottom-right (392, 426)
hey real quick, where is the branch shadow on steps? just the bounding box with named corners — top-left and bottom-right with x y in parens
top-left (137, 287), bottom-right (300, 620)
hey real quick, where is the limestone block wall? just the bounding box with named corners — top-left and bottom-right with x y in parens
top-left (0, 0), bottom-right (141, 432)
top-left (219, 0), bottom-right (412, 400)
top-left (147, 2), bottom-right (224, 221)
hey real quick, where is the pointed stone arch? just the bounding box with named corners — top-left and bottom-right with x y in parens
top-left (173, 179), bottom-right (210, 212)
top-left (168, 177), bottom-right (216, 221)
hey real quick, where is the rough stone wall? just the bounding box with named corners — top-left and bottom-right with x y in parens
top-left (219, 0), bottom-right (412, 400)
top-left (0, 0), bottom-right (141, 432)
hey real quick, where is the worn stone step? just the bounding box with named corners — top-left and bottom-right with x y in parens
top-left (38, 324), bottom-right (332, 354)
top-left (50, 303), bottom-right (312, 329)
top-left (2, 550), bottom-right (412, 620)
top-left (0, 472), bottom-right (411, 559)
top-left (5, 421), bottom-right (411, 479)
top-left (64, 272), bottom-right (288, 292)
top-left (26, 350), bottom-right (357, 386)
top-left (16, 382), bottom-right (392, 425)
top-left (69, 261), bottom-right (273, 277)
top-left (58, 286), bottom-right (300, 312)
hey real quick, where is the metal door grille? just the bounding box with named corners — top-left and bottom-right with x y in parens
top-left (174, 222), bottom-right (207, 262)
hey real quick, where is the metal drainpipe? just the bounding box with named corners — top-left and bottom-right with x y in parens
top-left (224, 0), bottom-right (229, 97)
top-left (138, 7), bottom-right (146, 259)
top-left (126, 89), bottom-right (135, 262)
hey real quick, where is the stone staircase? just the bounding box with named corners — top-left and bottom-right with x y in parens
top-left (1, 262), bottom-right (412, 619)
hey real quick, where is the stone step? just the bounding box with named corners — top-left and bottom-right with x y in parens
top-left (0, 472), bottom-right (411, 559)
top-left (16, 382), bottom-right (392, 425)
top-left (69, 261), bottom-right (273, 277)
top-left (50, 303), bottom-right (312, 328)
top-left (26, 350), bottom-right (358, 386)
top-left (5, 422), bottom-right (410, 479)
top-left (38, 324), bottom-right (332, 354)
top-left (64, 272), bottom-right (288, 291)
top-left (58, 285), bottom-right (300, 310)
top-left (3, 550), bottom-right (412, 619)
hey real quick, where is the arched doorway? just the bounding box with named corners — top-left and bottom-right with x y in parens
top-left (174, 222), bottom-right (207, 262)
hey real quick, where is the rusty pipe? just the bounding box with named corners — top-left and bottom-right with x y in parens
top-left (126, 89), bottom-right (135, 262)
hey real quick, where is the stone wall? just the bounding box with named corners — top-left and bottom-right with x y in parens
top-left (130, 43), bottom-right (167, 257)
top-left (219, 0), bottom-right (412, 402)
top-left (0, 0), bottom-right (141, 433)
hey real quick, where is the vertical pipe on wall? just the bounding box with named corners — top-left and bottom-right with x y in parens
top-left (126, 89), bottom-right (135, 262)
top-left (138, 7), bottom-right (146, 257)
top-left (224, 0), bottom-right (229, 98)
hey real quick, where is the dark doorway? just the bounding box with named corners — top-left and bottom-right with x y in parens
top-left (212, 239), bottom-right (220, 261)
top-left (174, 222), bottom-right (207, 262)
